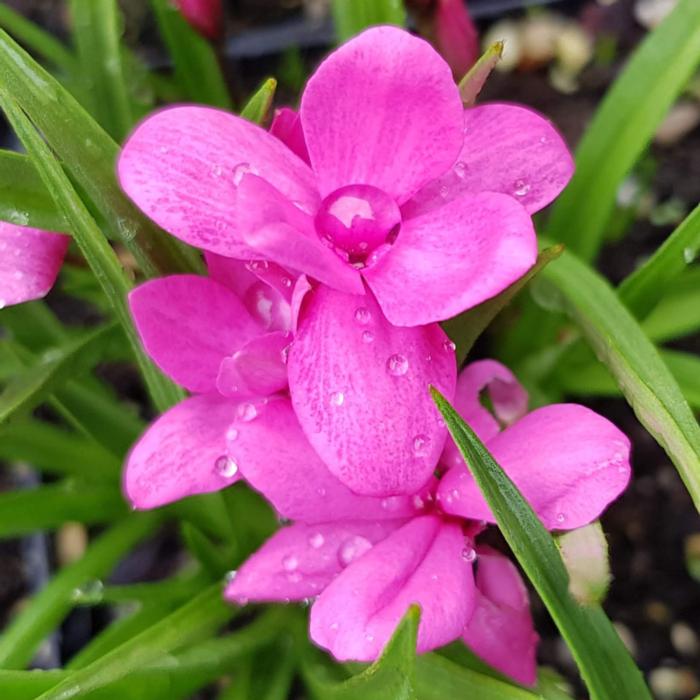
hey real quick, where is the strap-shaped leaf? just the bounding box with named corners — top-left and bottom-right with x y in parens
top-left (546, 0), bottom-right (700, 262)
top-left (538, 244), bottom-right (700, 511)
top-left (431, 389), bottom-right (652, 700)
top-left (331, 0), bottom-right (406, 43)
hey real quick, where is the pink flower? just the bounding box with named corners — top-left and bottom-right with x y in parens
top-left (224, 359), bottom-right (631, 685)
top-left (174, 0), bottom-right (223, 41)
top-left (118, 26), bottom-right (574, 328)
top-left (0, 222), bottom-right (69, 308)
top-left (123, 254), bottom-right (299, 509)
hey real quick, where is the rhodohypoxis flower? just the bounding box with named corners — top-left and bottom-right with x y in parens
top-left (174, 0), bottom-right (223, 41)
top-left (0, 222), bottom-right (69, 308)
top-left (224, 359), bottom-right (631, 685)
top-left (124, 254), bottom-right (299, 508)
top-left (117, 25), bottom-right (572, 496)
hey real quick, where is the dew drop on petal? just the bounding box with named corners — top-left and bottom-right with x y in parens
top-left (236, 403), bottom-right (258, 422)
top-left (556, 512), bottom-right (566, 525)
top-left (362, 330), bottom-right (374, 344)
top-left (225, 570), bottom-right (237, 583)
top-left (443, 339), bottom-right (456, 353)
top-left (412, 494), bottom-right (425, 510)
top-left (354, 307), bottom-right (371, 325)
top-left (365, 633), bottom-right (375, 642)
top-left (282, 554), bottom-right (299, 572)
top-left (439, 185), bottom-right (449, 198)
top-left (330, 391), bottom-right (345, 407)
top-left (454, 161), bottom-right (467, 178)
top-left (215, 455), bottom-right (239, 478)
top-left (309, 533), bottom-right (325, 549)
top-left (232, 162), bottom-right (256, 186)
top-left (226, 427), bottom-right (239, 442)
top-left (412, 434), bottom-right (431, 457)
top-left (513, 179), bottom-right (531, 197)
top-left (461, 546), bottom-right (477, 563)
top-left (338, 536), bottom-right (373, 566)
top-left (386, 353), bottom-right (409, 376)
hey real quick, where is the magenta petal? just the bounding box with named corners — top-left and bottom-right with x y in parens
top-left (205, 253), bottom-right (258, 297)
top-left (118, 106), bottom-right (318, 256)
top-left (288, 286), bottom-right (456, 496)
top-left (438, 404), bottom-right (631, 530)
top-left (0, 223), bottom-right (69, 307)
top-left (405, 103), bottom-right (574, 218)
top-left (270, 107), bottom-right (310, 164)
top-left (226, 397), bottom-right (423, 522)
top-left (300, 26), bottom-right (463, 202)
top-left (237, 174), bottom-right (363, 295)
top-left (225, 519), bottom-right (403, 604)
top-left (124, 394), bottom-right (239, 509)
top-left (310, 516), bottom-right (475, 661)
top-left (365, 192), bottom-right (537, 326)
top-left (217, 331), bottom-right (291, 397)
top-left (462, 546), bottom-right (538, 687)
top-left (442, 360), bottom-right (529, 470)
top-left (128, 275), bottom-right (260, 393)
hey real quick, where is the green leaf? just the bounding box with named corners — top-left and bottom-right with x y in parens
top-left (331, 0), bottom-right (406, 43)
top-left (302, 606), bottom-right (419, 700)
top-left (458, 41), bottom-right (503, 105)
top-left (0, 513), bottom-right (161, 669)
top-left (642, 284), bottom-right (700, 342)
top-left (0, 150), bottom-right (68, 231)
top-left (538, 245), bottom-right (700, 512)
top-left (545, 0), bottom-right (700, 262)
top-left (0, 323), bottom-right (120, 423)
top-left (0, 26), bottom-right (201, 277)
top-left (0, 4), bottom-right (76, 72)
top-left (0, 91), bottom-right (184, 413)
top-left (0, 480), bottom-right (126, 539)
top-left (69, 0), bottom-right (134, 140)
top-left (619, 203), bottom-right (700, 317)
top-left (150, 0), bottom-right (232, 109)
top-left (442, 245), bottom-right (563, 363)
top-left (240, 78), bottom-right (277, 124)
top-left (431, 389), bottom-right (652, 700)
top-left (33, 584), bottom-right (236, 700)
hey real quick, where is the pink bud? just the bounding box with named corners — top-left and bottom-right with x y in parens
top-left (434, 0), bottom-right (479, 79)
top-left (175, 0), bottom-right (223, 41)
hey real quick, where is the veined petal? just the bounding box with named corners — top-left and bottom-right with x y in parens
top-left (438, 404), bottom-right (631, 530)
top-left (128, 275), bottom-right (260, 393)
top-left (226, 397), bottom-right (423, 522)
top-left (404, 103), bottom-right (574, 218)
top-left (364, 192), bottom-right (537, 326)
top-left (124, 394), bottom-right (239, 509)
top-left (310, 516), bottom-right (475, 661)
top-left (300, 26), bottom-right (463, 202)
top-left (288, 286), bottom-right (456, 496)
top-left (462, 546), bottom-right (538, 687)
top-left (0, 223), bottom-right (69, 307)
top-left (225, 519), bottom-right (403, 604)
top-left (118, 106), bottom-right (319, 256)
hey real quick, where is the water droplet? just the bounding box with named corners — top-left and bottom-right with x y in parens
top-left (362, 330), bottom-right (374, 344)
top-left (316, 486), bottom-right (327, 497)
top-left (443, 339), bottom-right (456, 353)
top-left (281, 276), bottom-right (292, 288)
top-left (683, 247), bottom-right (696, 264)
top-left (232, 162), bottom-right (256, 186)
top-left (412, 494), bottom-right (425, 510)
top-left (454, 161), bottom-right (467, 178)
top-left (556, 512), bottom-right (566, 525)
top-left (330, 391), bottom-right (345, 407)
top-left (236, 403), bottom-right (258, 422)
top-left (539, 135), bottom-right (548, 144)
top-left (338, 536), bottom-right (373, 566)
top-left (412, 434), bottom-right (431, 457)
top-left (354, 307), bottom-right (371, 324)
top-left (225, 570), bottom-right (237, 583)
top-left (514, 179), bottom-right (531, 197)
top-left (451, 488), bottom-right (461, 500)
top-left (226, 427), bottom-right (239, 442)
top-left (210, 163), bottom-right (223, 178)
top-left (461, 546), bottom-right (477, 562)
top-left (282, 554), bottom-right (299, 571)
top-left (381, 496), bottom-right (401, 511)
top-left (215, 455), bottom-right (239, 478)
top-left (309, 533), bottom-right (325, 549)
top-left (386, 353), bottom-right (409, 376)
top-left (365, 633), bottom-right (375, 642)
top-left (439, 185), bottom-right (449, 198)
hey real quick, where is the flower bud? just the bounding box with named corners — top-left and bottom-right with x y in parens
top-left (175, 0), bottom-right (223, 41)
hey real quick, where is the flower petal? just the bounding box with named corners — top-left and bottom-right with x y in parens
top-left (364, 192), bottom-right (537, 326)
top-left (438, 404), bottom-right (631, 530)
top-left (300, 26), bottom-right (463, 202)
top-left (129, 275), bottom-right (260, 393)
top-left (124, 394), bottom-right (239, 509)
top-left (216, 331), bottom-right (291, 397)
top-left (442, 360), bottom-right (529, 470)
top-left (0, 223), bottom-right (69, 307)
top-left (404, 103), bottom-right (574, 218)
top-left (462, 546), bottom-right (538, 687)
top-left (310, 516), bottom-right (475, 661)
top-left (238, 174), bottom-right (363, 295)
top-left (288, 286), bottom-right (456, 496)
top-left (270, 107), bottom-right (310, 164)
top-left (118, 106), bottom-right (318, 256)
top-left (226, 397), bottom-right (423, 522)
top-left (225, 519), bottom-right (403, 604)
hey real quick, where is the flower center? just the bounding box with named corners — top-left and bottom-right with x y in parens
top-left (315, 184), bottom-right (401, 266)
